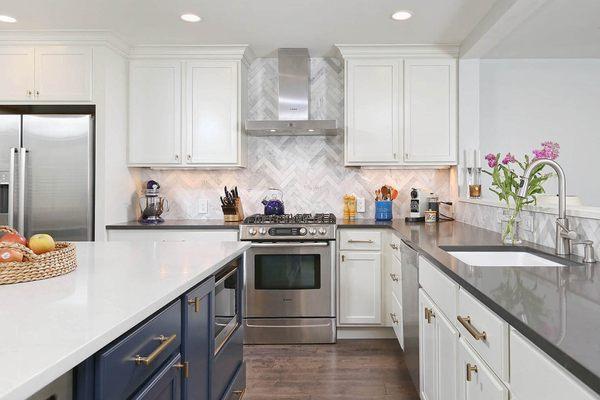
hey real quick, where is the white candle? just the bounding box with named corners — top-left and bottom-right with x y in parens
top-left (475, 149), bottom-right (482, 168)
top-left (465, 149), bottom-right (474, 169)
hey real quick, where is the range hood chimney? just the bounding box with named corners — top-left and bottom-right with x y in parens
top-left (245, 48), bottom-right (339, 136)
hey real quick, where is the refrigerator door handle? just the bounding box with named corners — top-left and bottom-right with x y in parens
top-left (8, 147), bottom-right (17, 228)
top-left (18, 147), bottom-right (27, 234)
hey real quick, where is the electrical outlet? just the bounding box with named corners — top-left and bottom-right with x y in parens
top-left (198, 199), bottom-right (208, 214)
top-left (356, 197), bottom-right (366, 213)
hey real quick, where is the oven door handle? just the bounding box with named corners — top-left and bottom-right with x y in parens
top-left (250, 242), bottom-right (330, 248)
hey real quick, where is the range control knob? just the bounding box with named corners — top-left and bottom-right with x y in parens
top-left (258, 227), bottom-right (267, 235)
top-left (299, 227), bottom-right (307, 235)
top-left (308, 228), bottom-right (317, 235)
top-left (318, 227), bottom-right (327, 235)
top-left (248, 228), bottom-right (257, 236)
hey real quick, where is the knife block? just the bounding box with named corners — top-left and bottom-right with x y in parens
top-left (222, 198), bottom-right (244, 222)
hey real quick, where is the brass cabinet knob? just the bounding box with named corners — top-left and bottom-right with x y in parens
top-left (188, 297), bottom-right (200, 313)
top-left (389, 312), bottom-right (399, 324)
top-left (173, 361), bottom-right (189, 378)
top-left (389, 273), bottom-right (399, 282)
top-left (424, 307), bottom-right (435, 324)
top-left (466, 363), bottom-right (478, 382)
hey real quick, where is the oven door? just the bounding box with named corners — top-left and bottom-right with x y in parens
top-left (245, 241), bottom-right (334, 318)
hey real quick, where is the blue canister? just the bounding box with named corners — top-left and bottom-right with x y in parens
top-left (375, 200), bottom-right (393, 221)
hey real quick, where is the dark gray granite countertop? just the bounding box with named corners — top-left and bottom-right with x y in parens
top-left (106, 219), bottom-right (242, 230)
top-left (339, 219), bottom-right (600, 394)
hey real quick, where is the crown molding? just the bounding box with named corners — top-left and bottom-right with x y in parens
top-left (129, 44), bottom-right (256, 65)
top-left (335, 44), bottom-right (459, 59)
top-left (0, 30), bottom-right (131, 56)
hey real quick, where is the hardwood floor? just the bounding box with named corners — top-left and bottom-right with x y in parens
top-left (244, 339), bottom-right (419, 400)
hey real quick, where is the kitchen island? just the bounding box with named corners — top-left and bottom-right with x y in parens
top-left (0, 240), bottom-right (249, 400)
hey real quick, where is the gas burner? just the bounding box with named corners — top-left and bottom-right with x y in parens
top-left (243, 213), bottom-right (336, 225)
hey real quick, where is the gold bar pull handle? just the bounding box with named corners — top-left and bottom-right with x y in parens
top-left (188, 297), bottom-right (200, 313)
top-left (174, 361), bottom-right (190, 378)
top-left (457, 315), bottom-right (487, 341)
top-left (424, 307), bottom-right (435, 324)
top-left (348, 239), bottom-right (374, 243)
top-left (134, 334), bottom-right (177, 365)
top-left (233, 389), bottom-right (246, 399)
top-left (466, 363), bottom-right (478, 382)
top-left (389, 312), bottom-right (399, 324)
top-left (389, 273), bottom-right (399, 282)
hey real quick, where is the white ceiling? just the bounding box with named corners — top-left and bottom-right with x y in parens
top-left (0, 0), bottom-right (498, 56)
top-left (484, 0), bottom-right (600, 58)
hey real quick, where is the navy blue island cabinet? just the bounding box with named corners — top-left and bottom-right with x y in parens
top-left (74, 256), bottom-right (245, 400)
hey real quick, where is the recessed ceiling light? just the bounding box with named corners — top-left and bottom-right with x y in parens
top-left (269, 129), bottom-right (277, 132)
top-left (0, 15), bottom-right (17, 23)
top-left (391, 10), bottom-right (412, 21)
top-left (308, 129), bottom-right (315, 132)
top-left (180, 13), bottom-right (201, 23)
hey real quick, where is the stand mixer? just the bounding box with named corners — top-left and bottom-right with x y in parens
top-left (139, 180), bottom-right (169, 224)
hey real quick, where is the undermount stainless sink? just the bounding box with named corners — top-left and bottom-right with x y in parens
top-left (440, 246), bottom-right (576, 268)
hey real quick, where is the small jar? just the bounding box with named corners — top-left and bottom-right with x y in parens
top-left (424, 210), bottom-right (437, 223)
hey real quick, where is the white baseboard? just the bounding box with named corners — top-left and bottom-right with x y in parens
top-left (337, 326), bottom-right (396, 339)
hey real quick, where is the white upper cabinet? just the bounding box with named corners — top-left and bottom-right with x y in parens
top-left (404, 59), bottom-right (457, 163)
top-left (338, 45), bottom-right (458, 166)
top-left (128, 60), bottom-right (183, 165)
top-left (186, 61), bottom-right (240, 165)
top-left (128, 46), bottom-right (250, 168)
top-left (0, 45), bottom-right (92, 102)
top-left (34, 46), bottom-right (92, 101)
top-left (0, 46), bottom-right (35, 101)
top-left (345, 59), bottom-right (401, 165)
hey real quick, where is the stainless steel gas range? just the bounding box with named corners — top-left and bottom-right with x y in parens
top-left (240, 213), bottom-right (336, 344)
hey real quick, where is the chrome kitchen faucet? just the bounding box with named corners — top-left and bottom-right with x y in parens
top-left (518, 159), bottom-right (595, 262)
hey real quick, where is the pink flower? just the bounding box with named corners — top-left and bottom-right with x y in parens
top-left (485, 153), bottom-right (498, 168)
top-left (533, 141), bottom-right (560, 160)
top-left (502, 153), bottom-right (516, 165)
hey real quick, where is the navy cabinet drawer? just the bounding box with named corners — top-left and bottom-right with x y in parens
top-left (132, 353), bottom-right (183, 400)
top-left (221, 362), bottom-right (246, 400)
top-left (96, 300), bottom-right (182, 400)
top-left (212, 327), bottom-right (243, 400)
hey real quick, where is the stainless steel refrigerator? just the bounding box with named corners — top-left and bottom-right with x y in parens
top-left (0, 108), bottom-right (94, 241)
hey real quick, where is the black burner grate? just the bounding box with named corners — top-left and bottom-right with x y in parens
top-left (243, 213), bottom-right (336, 224)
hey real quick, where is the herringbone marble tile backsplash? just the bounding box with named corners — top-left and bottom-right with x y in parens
top-left (139, 58), bottom-right (455, 219)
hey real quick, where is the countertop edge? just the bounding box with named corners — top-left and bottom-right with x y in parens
top-left (337, 223), bottom-right (600, 395)
top-left (2, 243), bottom-right (250, 400)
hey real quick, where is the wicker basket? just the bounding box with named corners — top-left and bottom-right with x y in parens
top-left (0, 226), bottom-right (77, 285)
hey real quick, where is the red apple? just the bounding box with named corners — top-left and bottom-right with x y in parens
top-left (0, 248), bottom-right (23, 262)
top-left (1, 232), bottom-right (27, 246)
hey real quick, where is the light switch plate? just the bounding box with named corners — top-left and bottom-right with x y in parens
top-left (198, 199), bottom-right (208, 214)
top-left (356, 197), bottom-right (366, 213)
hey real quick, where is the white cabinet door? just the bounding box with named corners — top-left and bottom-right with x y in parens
top-left (186, 61), bottom-right (240, 165)
top-left (510, 328), bottom-right (599, 400)
top-left (34, 46), bottom-right (92, 101)
top-left (458, 338), bottom-right (508, 400)
top-left (0, 46), bottom-right (34, 101)
top-left (437, 306), bottom-right (459, 400)
top-left (419, 289), bottom-right (437, 400)
top-left (345, 59), bottom-right (401, 165)
top-left (339, 251), bottom-right (382, 324)
top-left (404, 59), bottom-right (456, 163)
top-left (129, 60), bottom-right (182, 165)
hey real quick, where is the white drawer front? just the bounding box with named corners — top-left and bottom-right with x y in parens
top-left (390, 292), bottom-right (404, 349)
top-left (107, 229), bottom-right (239, 242)
top-left (458, 338), bottom-right (508, 400)
top-left (457, 289), bottom-right (508, 380)
top-left (390, 253), bottom-right (402, 303)
top-left (339, 229), bottom-right (382, 251)
top-left (418, 256), bottom-right (458, 321)
top-left (510, 328), bottom-right (599, 400)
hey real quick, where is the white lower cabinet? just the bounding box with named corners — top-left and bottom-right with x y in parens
top-left (339, 251), bottom-right (382, 325)
top-left (510, 328), bottom-right (599, 400)
top-left (457, 337), bottom-right (508, 400)
top-left (419, 289), bottom-right (458, 400)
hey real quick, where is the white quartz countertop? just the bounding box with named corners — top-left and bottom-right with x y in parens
top-left (0, 241), bottom-right (250, 400)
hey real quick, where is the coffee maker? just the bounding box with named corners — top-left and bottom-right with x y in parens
top-left (139, 180), bottom-right (169, 224)
top-left (406, 188), bottom-right (429, 222)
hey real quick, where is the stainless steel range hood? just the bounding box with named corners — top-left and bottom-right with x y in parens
top-left (245, 48), bottom-right (339, 136)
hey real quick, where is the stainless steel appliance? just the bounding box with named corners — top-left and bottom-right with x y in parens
top-left (240, 213), bottom-right (336, 344)
top-left (400, 239), bottom-right (420, 392)
top-left (0, 107), bottom-right (94, 240)
top-left (214, 260), bottom-right (241, 354)
top-left (406, 188), bottom-right (429, 222)
top-left (138, 180), bottom-right (169, 224)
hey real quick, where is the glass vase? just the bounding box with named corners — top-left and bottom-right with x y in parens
top-left (500, 208), bottom-right (522, 245)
